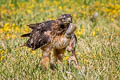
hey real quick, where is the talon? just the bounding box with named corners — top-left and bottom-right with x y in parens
top-left (50, 63), bottom-right (56, 70)
top-left (68, 55), bottom-right (80, 69)
top-left (74, 64), bottom-right (81, 70)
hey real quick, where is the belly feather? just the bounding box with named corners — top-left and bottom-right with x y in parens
top-left (52, 35), bottom-right (70, 49)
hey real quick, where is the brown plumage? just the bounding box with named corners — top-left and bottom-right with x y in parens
top-left (21, 14), bottom-right (79, 70)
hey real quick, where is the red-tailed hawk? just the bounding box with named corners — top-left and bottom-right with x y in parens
top-left (21, 14), bottom-right (79, 70)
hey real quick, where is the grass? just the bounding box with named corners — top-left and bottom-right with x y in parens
top-left (0, 0), bottom-right (120, 80)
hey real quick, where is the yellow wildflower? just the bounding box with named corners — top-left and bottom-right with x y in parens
top-left (91, 31), bottom-right (96, 37)
top-left (98, 53), bottom-right (102, 57)
top-left (96, 27), bottom-right (100, 32)
top-left (27, 48), bottom-right (31, 52)
top-left (40, 8), bottom-right (43, 12)
top-left (4, 49), bottom-right (8, 53)
top-left (83, 58), bottom-right (89, 64)
top-left (1, 9), bottom-right (7, 14)
top-left (21, 3), bottom-right (25, 8)
top-left (76, 25), bottom-right (85, 36)
top-left (4, 23), bottom-right (10, 27)
top-left (11, 34), bottom-right (16, 39)
top-left (13, 11), bottom-right (17, 15)
top-left (0, 56), bottom-right (5, 61)
top-left (9, 3), bottom-right (14, 8)
top-left (15, 26), bottom-right (20, 33)
top-left (24, 28), bottom-right (30, 33)
top-left (12, 24), bottom-right (15, 27)
top-left (59, 6), bottom-right (62, 10)
top-left (111, 18), bottom-right (114, 22)
top-left (54, 1), bottom-right (58, 5)
top-left (4, 23), bottom-right (11, 32)
top-left (93, 54), bottom-right (96, 59)
top-left (64, 56), bottom-right (69, 60)
top-left (0, 29), bottom-right (4, 33)
top-left (6, 33), bottom-right (10, 39)
top-left (96, 1), bottom-right (100, 7)
top-left (32, 51), bottom-right (36, 55)
top-left (39, 53), bottom-right (42, 57)
top-left (27, 9), bottom-right (31, 14)
top-left (0, 50), bottom-right (4, 55)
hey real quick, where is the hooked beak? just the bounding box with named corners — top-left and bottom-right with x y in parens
top-left (66, 18), bottom-right (72, 23)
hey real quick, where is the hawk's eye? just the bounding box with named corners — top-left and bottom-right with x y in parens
top-left (60, 24), bottom-right (65, 29)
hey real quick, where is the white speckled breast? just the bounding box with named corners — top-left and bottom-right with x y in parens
top-left (52, 35), bottom-right (70, 49)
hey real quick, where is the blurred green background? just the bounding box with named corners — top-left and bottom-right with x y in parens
top-left (0, 0), bottom-right (120, 80)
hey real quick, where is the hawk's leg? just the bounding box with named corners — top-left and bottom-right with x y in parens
top-left (66, 34), bottom-right (80, 69)
top-left (68, 49), bottom-right (80, 69)
top-left (53, 48), bottom-right (65, 70)
top-left (41, 48), bottom-right (51, 70)
top-left (54, 48), bottom-right (65, 62)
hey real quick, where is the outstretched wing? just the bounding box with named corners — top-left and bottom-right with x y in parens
top-left (21, 20), bottom-right (55, 50)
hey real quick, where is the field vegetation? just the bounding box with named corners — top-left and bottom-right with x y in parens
top-left (0, 0), bottom-right (120, 80)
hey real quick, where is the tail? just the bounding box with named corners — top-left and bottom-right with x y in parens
top-left (20, 38), bottom-right (33, 48)
top-left (21, 33), bottom-right (31, 37)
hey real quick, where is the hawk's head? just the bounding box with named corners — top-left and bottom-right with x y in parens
top-left (58, 14), bottom-right (72, 24)
top-left (55, 14), bottom-right (76, 35)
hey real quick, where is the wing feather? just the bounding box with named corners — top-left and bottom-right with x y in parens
top-left (21, 20), bottom-right (55, 50)
top-left (27, 23), bottom-right (40, 29)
